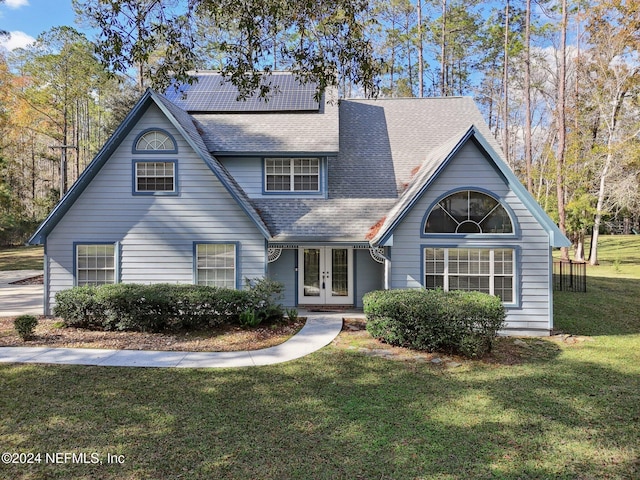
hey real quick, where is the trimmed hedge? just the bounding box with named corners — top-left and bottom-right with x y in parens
top-left (363, 289), bottom-right (506, 358)
top-left (53, 280), bottom-right (284, 333)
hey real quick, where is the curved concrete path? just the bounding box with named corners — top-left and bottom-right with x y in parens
top-left (0, 312), bottom-right (346, 368)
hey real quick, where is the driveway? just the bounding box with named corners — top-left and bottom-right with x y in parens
top-left (0, 270), bottom-right (44, 317)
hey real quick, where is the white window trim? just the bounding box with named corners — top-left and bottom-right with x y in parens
top-left (424, 247), bottom-right (516, 305)
top-left (75, 243), bottom-right (117, 286)
top-left (195, 243), bottom-right (238, 289)
top-left (264, 157), bottom-right (320, 192)
top-left (133, 160), bottom-right (177, 194)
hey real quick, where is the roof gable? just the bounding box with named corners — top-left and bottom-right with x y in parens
top-left (370, 125), bottom-right (570, 248)
top-left (29, 89), bottom-right (270, 244)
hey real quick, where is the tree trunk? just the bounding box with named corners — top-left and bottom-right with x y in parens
top-left (75, 98), bottom-right (80, 182)
top-left (589, 145), bottom-right (614, 266)
top-left (417, 0), bottom-right (424, 98)
top-left (524, 0), bottom-right (533, 193)
top-left (61, 103), bottom-right (68, 199)
top-left (574, 230), bottom-right (585, 262)
top-left (406, 14), bottom-right (413, 94)
top-left (502, 0), bottom-right (510, 167)
top-left (138, 61), bottom-right (145, 92)
top-left (589, 87), bottom-right (627, 266)
top-left (30, 136), bottom-right (36, 205)
top-left (556, 0), bottom-right (569, 261)
top-left (390, 17), bottom-right (396, 95)
top-left (440, 0), bottom-right (447, 96)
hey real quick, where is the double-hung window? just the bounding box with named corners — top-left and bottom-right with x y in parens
top-left (195, 243), bottom-right (237, 289)
top-left (76, 244), bottom-right (116, 286)
top-left (135, 161), bottom-right (176, 193)
top-left (424, 247), bottom-right (515, 303)
top-left (265, 158), bottom-right (320, 192)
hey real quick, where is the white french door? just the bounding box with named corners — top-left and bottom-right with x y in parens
top-left (298, 247), bottom-right (353, 305)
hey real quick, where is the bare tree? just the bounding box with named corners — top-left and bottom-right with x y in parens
top-left (556, 0), bottom-right (569, 261)
top-left (523, 0), bottom-right (533, 193)
top-left (584, 0), bottom-right (640, 265)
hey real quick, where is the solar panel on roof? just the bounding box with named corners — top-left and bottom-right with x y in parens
top-left (164, 73), bottom-right (320, 112)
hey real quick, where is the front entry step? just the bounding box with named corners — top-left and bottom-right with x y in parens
top-left (302, 305), bottom-right (355, 312)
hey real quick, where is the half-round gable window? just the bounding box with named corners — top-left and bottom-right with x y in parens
top-left (134, 129), bottom-right (177, 152)
top-left (424, 190), bottom-right (513, 234)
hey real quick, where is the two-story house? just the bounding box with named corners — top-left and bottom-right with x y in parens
top-left (29, 73), bottom-right (569, 335)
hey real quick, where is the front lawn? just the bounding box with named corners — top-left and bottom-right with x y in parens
top-left (1, 237), bottom-right (639, 479)
top-left (0, 245), bottom-right (43, 271)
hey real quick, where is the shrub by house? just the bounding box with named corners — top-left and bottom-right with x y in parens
top-left (363, 289), bottom-right (506, 358)
top-left (53, 279), bottom-right (284, 333)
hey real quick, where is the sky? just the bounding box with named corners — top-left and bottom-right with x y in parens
top-left (0, 0), bottom-right (81, 51)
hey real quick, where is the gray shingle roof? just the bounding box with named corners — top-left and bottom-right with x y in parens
top-left (193, 104), bottom-right (339, 155)
top-left (159, 76), bottom-right (509, 242)
top-left (164, 82), bottom-right (569, 246)
top-left (330, 97), bottom-right (501, 199)
top-left (182, 74), bottom-right (339, 155)
top-left (252, 198), bottom-right (397, 242)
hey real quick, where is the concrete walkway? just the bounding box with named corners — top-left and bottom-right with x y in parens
top-left (0, 270), bottom-right (44, 317)
top-left (0, 311), bottom-right (347, 368)
top-left (0, 270), bottom-right (356, 368)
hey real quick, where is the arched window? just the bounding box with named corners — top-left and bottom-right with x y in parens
top-left (134, 129), bottom-right (177, 152)
top-left (424, 190), bottom-right (513, 234)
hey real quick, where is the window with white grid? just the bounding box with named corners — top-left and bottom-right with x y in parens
top-left (424, 247), bottom-right (514, 303)
top-left (195, 244), bottom-right (236, 289)
top-left (424, 190), bottom-right (513, 234)
top-left (265, 158), bottom-right (319, 192)
top-left (135, 130), bottom-right (176, 151)
top-left (76, 244), bottom-right (116, 286)
top-left (135, 161), bottom-right (175, 192)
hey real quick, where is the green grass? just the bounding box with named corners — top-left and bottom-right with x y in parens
top-left (0, 245), bottom-right (43, 271)
top-left (590, 235), bottom-right (640, 269)
top-left (1, 237), bottom-right (639, 479)
top-left (554, 235), bottom-right (640, 335)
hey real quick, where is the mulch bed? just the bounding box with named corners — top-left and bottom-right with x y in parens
top-left (9, 274), bottom-right (44, 285)
top-left (1, 313), bottom-right (564, 366)
top-left (0, 316), bottom-right (305, 352)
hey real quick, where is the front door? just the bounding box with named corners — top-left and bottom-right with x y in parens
top-left (298, 247), bottom-right (353, 305)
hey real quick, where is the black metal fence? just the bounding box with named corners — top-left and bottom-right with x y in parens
top-left (553, 260), bottom-right (587, 292)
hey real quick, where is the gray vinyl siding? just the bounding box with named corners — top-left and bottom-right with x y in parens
top-left (218, 156), bottom-right (327, 199)
top-left (266, 249), bottom-right (297, 307)
top-left (355, 249), bottom-right (384, 308)
top-left (390, 142), bottom-right (553, 335)
top-left (218, 157), bottom-right (264, 197)
top-left (45, 105), bottom-right (265, 314)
